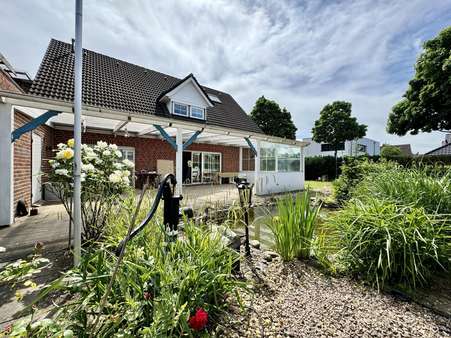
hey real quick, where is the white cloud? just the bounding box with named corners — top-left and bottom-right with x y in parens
top-left (1, 0), bottom-right (450, 153)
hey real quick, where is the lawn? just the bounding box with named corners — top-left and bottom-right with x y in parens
top-left (305, 180), bottom-right (333, 193)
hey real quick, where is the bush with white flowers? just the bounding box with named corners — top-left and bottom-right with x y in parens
top-left (47, 139), bottom-right (134, 243)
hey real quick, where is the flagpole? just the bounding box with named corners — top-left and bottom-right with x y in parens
top-left (73, 0), bottom-right (83, 266)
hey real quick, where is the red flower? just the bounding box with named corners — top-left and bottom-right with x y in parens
top-left (188, 308), bottom-right (208, 331)
top-left (143, 292), bottom-right (152, 300)
top-left (2, 324), bottom-right (12, 333)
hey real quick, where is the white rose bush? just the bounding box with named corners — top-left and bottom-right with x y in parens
top-left (47, 139), bottom-right (134, 243)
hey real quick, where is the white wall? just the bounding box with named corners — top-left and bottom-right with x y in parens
top-left (303, 137), bottom-right (380, 157)
top-left (165, 79), bottom-right (210, 113)
top-left (0, 103), bottom-right (14, 226)
top-left (239, 142), bottom-right (306, 195)
top-left (241, 171), bottom-right (304, 195)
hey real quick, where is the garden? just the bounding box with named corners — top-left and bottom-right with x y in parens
top-left (1, 140), bottom-right (451, 337)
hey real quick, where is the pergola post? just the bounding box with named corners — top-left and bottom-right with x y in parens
top-left (300, 145), bottom-right (305, 190)
top-left (254, 140), bottom-right (261, 195)
top-left (175, 127), bottom-right (183, 196)
top-left (0, 102), bottom-right (14, 226)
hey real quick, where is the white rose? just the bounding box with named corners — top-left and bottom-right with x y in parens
top-left (109, 144), bottom-right (118, 151)
top-left (82, 163), bottom-right (95, 172)
top-left (55, 150), bottom-right (65, 159)
top-left (103, 150), bottom-right (111, 156)
top-left (122, 170), bottom-right (131, 177)
top-left (115, 150), bottom-right (122, 157)
top-left (122, 159), bottom-right (134, 168)
top-left (113, 163), bottom-right (123, 169)
top-left (109, 173), bottom-right (122, 183)
top-left (55, 169), bottom-right (69, 176)
top-left (50, 161), bottom-right (60, 168)
top-left (57, 143), bottom-right (66, 149)
top-left (96, 141), bottom-right (108, 149)
top-left (122, 176), bottom-right (130, 184)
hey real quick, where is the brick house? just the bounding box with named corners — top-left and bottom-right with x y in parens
top-left (0, 40), bottom-right (308, 226)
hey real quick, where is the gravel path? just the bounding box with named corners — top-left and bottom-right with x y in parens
top-left (217, 248), bottom-right (451, 338)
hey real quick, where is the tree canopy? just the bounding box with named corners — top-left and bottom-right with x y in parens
top-left (380, 145), bottom-right (402, 158)
top-left (387, 26), bottom-right (451, 135)
top-left (250, 96), bottom-right (297, 139)
top-left (312, 101), bottom-right (367, 176)
top-left (312, 101), bottom-right (367, 151)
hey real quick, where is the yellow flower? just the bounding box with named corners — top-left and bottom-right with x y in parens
top-left (62, 148), bottom-right (74, 160)
top-left (67, 138), bottom-right (75, 148)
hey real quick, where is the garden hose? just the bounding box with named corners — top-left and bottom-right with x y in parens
top-left (115, 173), bottom-right (177, 256)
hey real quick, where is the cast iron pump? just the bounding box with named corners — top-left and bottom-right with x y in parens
top-left (115, 173), bottom-right (193, 255)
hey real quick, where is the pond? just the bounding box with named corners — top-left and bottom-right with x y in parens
top-left (232, 204), bottom-right (336, 249)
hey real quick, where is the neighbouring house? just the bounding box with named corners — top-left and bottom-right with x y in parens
top-left (425, 134), bottom-right (451, 156)
top-left (302, 137), bottom-right (380, 158)
top-left (0, 39), bottom-right (308, 226)
top-left (381, 144), bottom-right (413, 156)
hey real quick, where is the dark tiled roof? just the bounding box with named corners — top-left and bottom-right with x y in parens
top-left (29, 39), bottom-right (262, 134)
top-left (425, 142), bottom-right (451, 156)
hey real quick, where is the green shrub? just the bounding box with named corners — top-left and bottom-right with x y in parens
top-left (331, 198), bottom-right (450, 289)
top-left (15, 194), bottom-right (245, 337)
top-left (267, 192), bottom-right (321, 261)
top-left (334, 157), bottom-right (396, 203)
top-left (354, 165), bottom-right (451, 214)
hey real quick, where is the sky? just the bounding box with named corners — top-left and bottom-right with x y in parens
top-left (1, 0), bottom-right (450, 153)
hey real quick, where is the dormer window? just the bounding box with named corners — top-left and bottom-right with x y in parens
top-left (173, 102), bottom-right (189, 117)
top-left (172, 102), bottom-right (205, 120)
top-left (190, 106), bottom-right (205, 119)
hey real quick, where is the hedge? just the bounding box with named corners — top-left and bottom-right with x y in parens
top-left (305, 155), bottom-right (451, 181)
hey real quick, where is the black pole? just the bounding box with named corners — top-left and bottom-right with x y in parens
top-left (243, 197), bottom-right (251, 257)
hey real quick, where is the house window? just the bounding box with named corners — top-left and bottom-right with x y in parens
top-left (241, 148), bottom-right (255, 171)
top-left (173, 102), bottom-right (189, 117)
top-left (260, 147), bottom-right (276, 171)
top-left (190, 106), bottom-right (205, 119)
top-left (321, 143), bottom-right (345, 152)
top-left (277, 146), bottom-right (300, 172)
top-left (357, 144), bottom-right (367, 153)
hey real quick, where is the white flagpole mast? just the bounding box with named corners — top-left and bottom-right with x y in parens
top-left (73, 0), bottom-right (83, 266)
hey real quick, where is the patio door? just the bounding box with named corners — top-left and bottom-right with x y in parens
top-left (191, 152), bottom-right (202, 183)
top-left (201, 152), bottom-right (221, 183)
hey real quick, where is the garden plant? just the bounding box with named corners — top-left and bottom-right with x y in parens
top-left (46, 139), bottom-right (134, 243)
top-left (6, 193), bottom-right (246, 337)
top-left (267, 191), bottom-right (322, 261)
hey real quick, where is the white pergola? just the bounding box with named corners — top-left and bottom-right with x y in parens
top-left (1, 90), bottom-right (308, 192)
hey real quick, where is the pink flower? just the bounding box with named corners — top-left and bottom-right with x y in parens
top-left (143, 291), bottom-right (152, 300)
top-left (188, 308), bottom-right (208, 331)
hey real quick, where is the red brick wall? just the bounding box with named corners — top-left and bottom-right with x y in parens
top-left (53, 130), bottom-right (240, 173)
top-left (13, 110), bottom-right (54, 209)
top-left (0, 70), bottom-right (22, 93)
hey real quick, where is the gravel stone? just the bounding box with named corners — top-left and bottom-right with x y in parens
top-left (217, 248), bottom-right (451, 338)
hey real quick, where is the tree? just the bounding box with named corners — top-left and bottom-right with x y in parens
top-left (312, 101), bottom-right (367, 178)
top-left (250, 96), bottom-right (297, 139)
top-left (387, 26), bottom-right (451, 135)
top-left (380, 145), bottom-right (402, 158)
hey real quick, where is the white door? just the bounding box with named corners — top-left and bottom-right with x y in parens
top-left (32, 133), bottom-right (42, 203)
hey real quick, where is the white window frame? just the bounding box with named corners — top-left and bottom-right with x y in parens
top-left (260, 147), bottom-right (277, 172)
top-left (172, 102), bottom-right (189, 117)
top-left (118, 146), bottom-right (136, 185)
top-left (190, 106), bottom-right (205, 120)
top-left (172, 101), bottom-right (206, 120)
